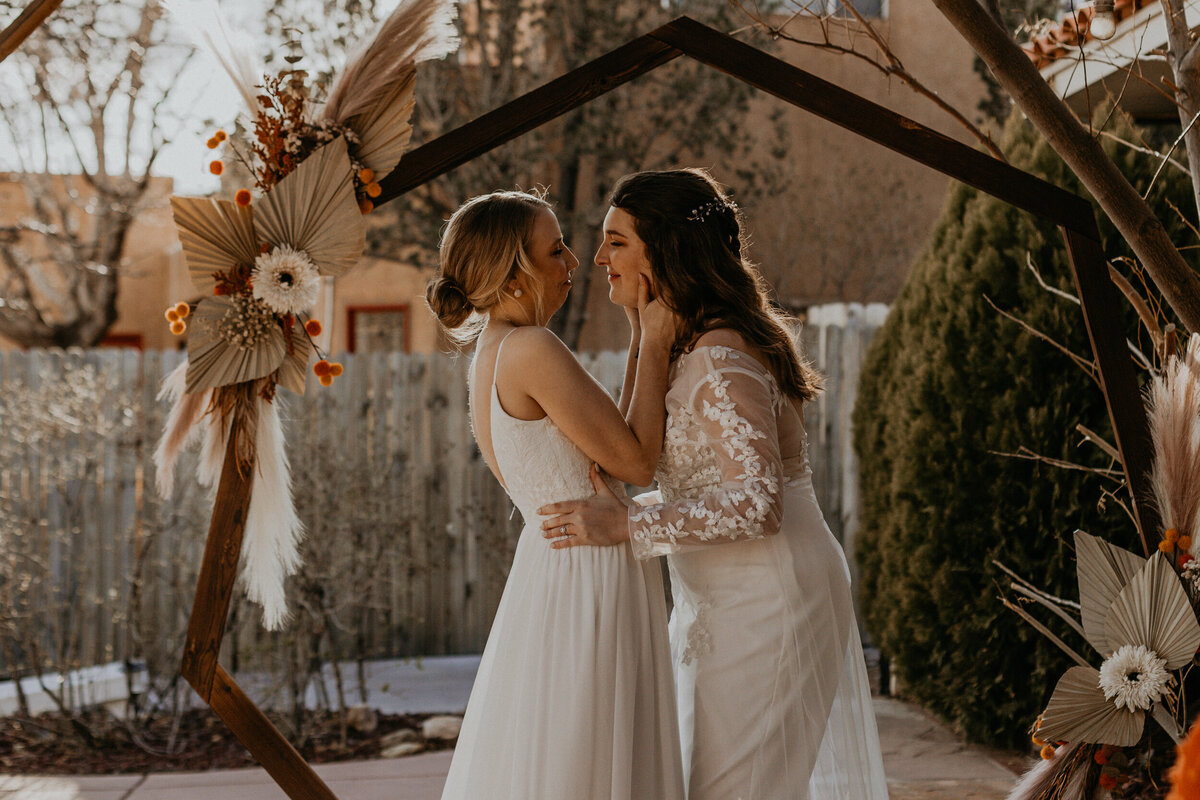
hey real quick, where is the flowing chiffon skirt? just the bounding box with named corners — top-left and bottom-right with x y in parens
top-left (440, 523), bottom-right (685, 799)
top-left (666, 478), bottom-right (889, 800)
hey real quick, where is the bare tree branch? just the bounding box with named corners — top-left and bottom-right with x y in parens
top-left (934, 0), bottom-right (1200, 334)
top-left (733, 0), bottom-right (1007, 161)
top-left (983, 294), bottom-right (1100, 385)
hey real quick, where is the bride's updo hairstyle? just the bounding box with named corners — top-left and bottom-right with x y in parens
top-left (427, 189), bottom-right (552, 343)
top-left (609, 168), bottom-right (822, 402)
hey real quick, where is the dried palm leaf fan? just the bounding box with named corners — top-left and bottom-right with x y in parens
top-left (1006, 335), bottom-right (1200, 799)
top-left (154, 0), bottom-right (458, 630)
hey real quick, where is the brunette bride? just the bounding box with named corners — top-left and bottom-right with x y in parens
top-left (539, 169), bottom-right (890, 800)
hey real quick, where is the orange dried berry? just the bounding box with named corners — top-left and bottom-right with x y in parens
top-left (1094, 749), bottom-right (1109, 765)
top-left (1040, 744), bottom-right (1056, 761)
top-left (1099, 773), bottom-right (1118, 790)
top-left (175, 302), bottom-right (190, 318)
top-left (216, 130), bottom-right (227, 141)
top-left (329, 362), bottom-right (344, 377)
top-left (1182, 553), bottom-right (1195, 566)
top-left (366, 182), bottom-right (382, 198)
top-left (214, 284), bottom-right (228, 295)
top-left (358, 168), bottom-right (375, 183)
top-left (305, 319), bottom-right (322, 337)
top-left (1166, 528), bottom-right (1181, 543)
top-left (313, 360), bottom-right (332, 377)
top-left (318, 374), bottom-right (334, 387)
top-left (165, 308), bottom-right (180, 322)
top-left (1160, 539), bottom-right (1176, 554)
top-left (358, 198), bottom-right (374, 214)
top-left (209, 160), bottom-right (224, 175)
top-left (170, 320), bottom-right (186, 335)
top-left (1180, 535), bottom-right (1193, 551)
top-left (234, 189), bottom-right (252, 207)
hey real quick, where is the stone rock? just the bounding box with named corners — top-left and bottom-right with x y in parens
top-left (381, 741), bottom-right (426, 758)
top-left (421, 714), bottom-right (463, 741)
top-left (345, 705), bottom-right (378, 734)
top-left (380, 727), bottom-right (421, 749)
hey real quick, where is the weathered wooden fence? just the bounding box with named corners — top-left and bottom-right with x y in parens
top-left (0, 302), bottom-right (886, 673)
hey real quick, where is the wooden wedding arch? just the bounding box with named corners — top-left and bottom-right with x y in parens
top-left (2, 9), bottom-right (1161, 800)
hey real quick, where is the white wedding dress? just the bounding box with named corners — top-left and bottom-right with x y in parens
top-left (440, 333), bottom-right (685, 800)
top-left (629, 346), bottom-right (889, 800)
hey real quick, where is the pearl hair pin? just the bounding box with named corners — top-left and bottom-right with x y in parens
top-left (686, 198), bottom-right (738, 222)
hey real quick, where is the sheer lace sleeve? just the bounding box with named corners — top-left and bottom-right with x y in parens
top-left (628, 348), bottom-right (783, 560)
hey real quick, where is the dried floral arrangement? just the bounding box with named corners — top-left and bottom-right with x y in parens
top-left (153, 0), bottom-right (457, 630)
top-left (1004, 332), bottom-right (1200, 800)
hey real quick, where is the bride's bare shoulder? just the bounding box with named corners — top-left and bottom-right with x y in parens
top-left (692, 328), bottom-right (749, 351)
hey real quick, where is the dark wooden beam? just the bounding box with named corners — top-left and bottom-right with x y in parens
top-left (647, 17), bottom-right (1096, 236)
top-left (0, 0), bottom-right (64, 63)
top-left (180, 431), bottom-right (253, 703)
top-left (375, 35), bottom-right (682, 204)
top-left (210, 666), bottom-right (339, 800)
top-left (1062, 224), bottom-right (1159, 554)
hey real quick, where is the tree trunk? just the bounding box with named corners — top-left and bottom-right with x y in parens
top-left (932, 0), bottom-right (1200, 334)
top-left (1163, 0), bottom-right (1200, 224)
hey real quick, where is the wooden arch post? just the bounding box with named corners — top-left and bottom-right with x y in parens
top-left (178, 16), bottom-right (1159, 800)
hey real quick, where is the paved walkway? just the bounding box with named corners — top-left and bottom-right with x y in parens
top-left (0, 656), bottom-right (1025, 799)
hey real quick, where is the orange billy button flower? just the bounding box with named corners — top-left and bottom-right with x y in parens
top-left (358, 168), bottom-right (375, 183)
top-left (329, 362), bottom-right (344, 377)
top-left (206, 137), bottom-right (219, 149)
top-left (216, 130), bottom-right (227, 141)
top-left (174, 302), bottom-right (190, 318)
top-left (1040, 744), bottom-right (1056, 760)
top-left (366, 182), bottom-right (382, 198)
top-left (165, 307), bottom-right (180, 322)
top-left (305, 319), bottom-right (322, 337)
top-left (1099, 773), bottom-right (1118, 790)
top-left (209, 160), bottom-right (224, 175)
top-left (1181, 535), bottom-right (1194, 551)
top-left (318, 374), bottom-right (334, 387)
top-left (358, 198), bottom-right (374, 214)
top-left (234, 189), bottom-right (252, 207)
top-left (1168, 715), bottom-right (1200, 800)
top-left (1167, 528), bottom-right (1181, 543)
top-left (313, 360), bottom-right (332, 377)
top-left (170, 320), bottom-right (186, 335)
top-left (1161, 539), bottom-right (1176, 554)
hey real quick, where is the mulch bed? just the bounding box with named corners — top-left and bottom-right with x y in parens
top-left (0, 708), bottom-right (451, 775)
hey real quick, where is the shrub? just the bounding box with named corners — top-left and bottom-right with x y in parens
top-left (853, 109), bottom-right (1198, 747)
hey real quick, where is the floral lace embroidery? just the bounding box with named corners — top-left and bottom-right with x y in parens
top-left (680, 597), bottom-right (713, 666)
top-left (628, 347), bottom-right (783, 556)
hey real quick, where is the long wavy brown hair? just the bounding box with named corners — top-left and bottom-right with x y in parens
top-left (609, 168), bottom-right (823, 402)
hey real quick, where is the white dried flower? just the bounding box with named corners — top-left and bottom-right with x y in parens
top-left (1182, 559), bottom-right (1200, 593)
top-left (252, 245), bottom-right (321, 315)
top-left (1098, 644), bottom-right (1171, 712)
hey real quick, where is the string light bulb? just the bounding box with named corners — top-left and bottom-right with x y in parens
top-left (1091, 0), bottom-right (1117, 40)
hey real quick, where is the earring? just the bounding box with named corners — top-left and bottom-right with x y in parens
top-left (514, 288), bottom-right (523, 298)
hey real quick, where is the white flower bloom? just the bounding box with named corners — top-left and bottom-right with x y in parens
top-left (252, 245), bottom-right (320, 315)
top-left (1183, 560), bottom-right (1200, 593)
top-left (1098, 644), bottom-right (1171, 712)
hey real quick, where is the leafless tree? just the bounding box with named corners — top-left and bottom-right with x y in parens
top-left (0, 0), bottom-right (191, 347)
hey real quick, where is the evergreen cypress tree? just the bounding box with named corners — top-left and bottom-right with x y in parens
top-left (853, 109), bottom-right (1199, 747)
